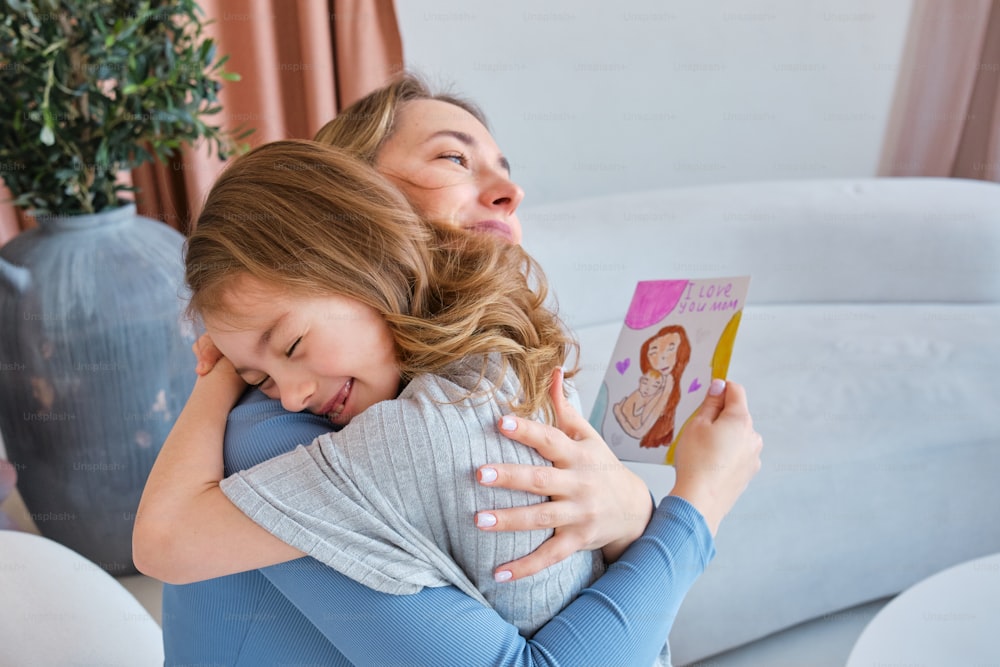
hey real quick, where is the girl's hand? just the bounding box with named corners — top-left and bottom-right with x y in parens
top-left (669, 379), bottom-right (763, 536)
top-left (191, 340), bottom-right (247, 410)
top-left (193, 333), bottom-right (225, 376)
top-left (475, 368), bottom-right (653, 581)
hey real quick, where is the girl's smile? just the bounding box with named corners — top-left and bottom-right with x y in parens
top-left (320, 378), bottom-right (353, 421)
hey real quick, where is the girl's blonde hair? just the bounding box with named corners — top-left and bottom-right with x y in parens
top-left (313, 72), bottom-right (487, 165)
top-left (186, 140), bottom-right (575, 421)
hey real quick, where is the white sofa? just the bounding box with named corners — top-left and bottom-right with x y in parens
top-left (521, 177), bottom-right (1000, 665)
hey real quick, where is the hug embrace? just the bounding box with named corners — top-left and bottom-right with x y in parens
top-left (134, 74), bottom-right (763, 667)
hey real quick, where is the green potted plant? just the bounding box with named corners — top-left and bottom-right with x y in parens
top-left (0, 0), bottom-right (243, 574)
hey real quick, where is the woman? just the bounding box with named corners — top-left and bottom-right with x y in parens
top-left (139, 76), bottom-right (762, 666)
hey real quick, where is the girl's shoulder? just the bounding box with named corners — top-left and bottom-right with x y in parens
top-left (399, 353), bottom-right (517, 407)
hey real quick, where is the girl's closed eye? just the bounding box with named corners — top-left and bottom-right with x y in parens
top-left (246, 337), bottom-right (300, 388)
top-left (248, 375), bottom-right (271, 390)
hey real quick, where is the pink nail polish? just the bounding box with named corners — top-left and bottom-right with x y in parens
top-left (476, 513), bottom-right (497, 528)
top-left (709, 378), bottom-right (726, 396)
top-left (479, 467), bottom-right (498, 484)
top-left (494, 570), bottom-right (513, 582)
top-left (500, 416), bottom-right (516, 431)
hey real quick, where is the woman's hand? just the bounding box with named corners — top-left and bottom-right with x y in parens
top-left (669, 378), bottom-right (763, 536)
top-left (474, 368), bottom-right (654, 581)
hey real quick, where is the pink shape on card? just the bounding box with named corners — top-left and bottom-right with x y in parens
top-left (625, 280), bottom-right (690, 330)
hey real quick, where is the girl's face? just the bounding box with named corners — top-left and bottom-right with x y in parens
top-left (647, 333), bottom-right (681, 374)
top-left (204, 276), bottom-right (400, 426)
top-left (375, 99), bottom-right (524, 244)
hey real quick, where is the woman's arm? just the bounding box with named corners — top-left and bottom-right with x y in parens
top-left (474, 374), bottom-right (761, 576)
top-left (216, 378), bottom-right (753, 665)
top-left (258, 494), bottom-right (713, 667)
top-left (164, 373), bottom-right (691, 665)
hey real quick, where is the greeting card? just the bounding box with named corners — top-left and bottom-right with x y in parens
top-left (589, 276), bottom-right (751, 465)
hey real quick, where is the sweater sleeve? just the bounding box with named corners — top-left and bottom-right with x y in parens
top-left (260, 495), bottom-right (713, 667)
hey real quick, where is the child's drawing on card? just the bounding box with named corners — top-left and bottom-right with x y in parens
top-left (590, 277), bottom-right (750, 466)
top-left (613, 368), bottom-right (667, 439)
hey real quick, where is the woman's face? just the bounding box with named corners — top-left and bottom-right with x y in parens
top-left (204, 276), bottom-right (400, 426)
top-left (647, 333), bottom-right (681, 374)
top-left (374, 99), bottom-right (524, 244)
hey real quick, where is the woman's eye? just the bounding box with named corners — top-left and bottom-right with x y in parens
top-left (285, 337), bottom-right (302, 358)
top-left (441, 153), bottom-right (468, 167)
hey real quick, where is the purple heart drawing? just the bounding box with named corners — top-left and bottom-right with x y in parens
top-left (688, 378), bottom-right (702, 393)
top-left (615, 358), bottom-right (631, 375)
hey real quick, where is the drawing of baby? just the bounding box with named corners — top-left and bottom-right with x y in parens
top-left (613, 369), bottom-right (667, 438)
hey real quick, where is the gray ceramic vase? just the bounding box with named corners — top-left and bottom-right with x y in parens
top-left (0, 204), bottom-right (195, 574)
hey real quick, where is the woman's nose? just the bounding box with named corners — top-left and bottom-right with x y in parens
top-left (483, 171), bottom-right (525, 214)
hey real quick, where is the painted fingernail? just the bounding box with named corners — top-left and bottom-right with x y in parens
top-left (500, 416), bottom-right (517, 432)
top-left (476, 512), bottom-right (497, 528)
top-left (494, 570), bottom-right (513, 582)
top-left (709, 378), bottom-right (726, 396)
top-left (478, 467), bottom-right (498, 484)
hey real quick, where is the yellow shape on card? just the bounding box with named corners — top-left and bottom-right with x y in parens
top-left (664, 309), bottom-right (743, 465)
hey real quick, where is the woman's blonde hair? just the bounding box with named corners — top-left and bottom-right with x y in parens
top-left (186, 140), bottom-right (575, 421)
top-left (313, 72), bottom-right (487, 165)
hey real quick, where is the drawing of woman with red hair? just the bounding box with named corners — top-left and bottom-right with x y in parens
top-left (637, 325), bottom-right (691, 449)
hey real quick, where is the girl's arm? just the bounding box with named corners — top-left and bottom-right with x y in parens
top-left (133, 358), bottom-right (307, 582)
top-left (178, 337), bottom-right (658, 572)
top-left (134, 358), bottom-right (758, 584)
top-left (135, 338), bottom-right (649, 583)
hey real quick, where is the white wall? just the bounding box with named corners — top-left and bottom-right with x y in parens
top-left (397, 0), bottom-right (914, 205)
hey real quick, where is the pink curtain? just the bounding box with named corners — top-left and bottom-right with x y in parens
top-left (880, 0), bottom-right (1000, 181)
top-left (1, 0), bottom-right (403, 242)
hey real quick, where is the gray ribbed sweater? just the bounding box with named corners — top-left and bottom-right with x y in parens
top-left (220, 354), bottom-right (604, 636)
